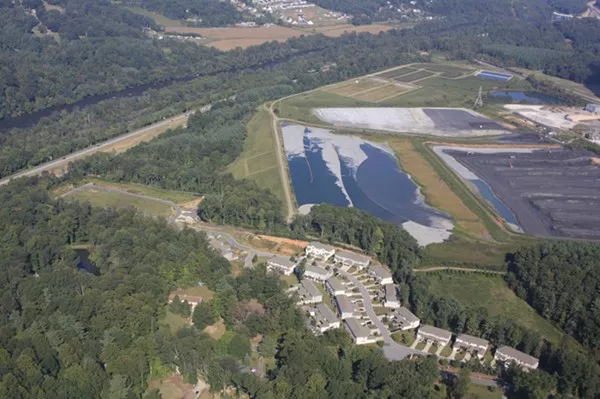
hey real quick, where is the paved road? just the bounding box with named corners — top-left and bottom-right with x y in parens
top-left (337, 269), bottom-right (424, 360)
top-left (0, 112), bottom-right (193, 187)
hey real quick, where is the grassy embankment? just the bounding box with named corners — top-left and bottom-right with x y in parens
top-left (65, 187), bottom-right (175, 218)
top-left (122, 6), bottom-right (184, 27)
top-left (423, 272), bottom-right (565, 345)
top-left (228, 108), bottom-right (286, 203)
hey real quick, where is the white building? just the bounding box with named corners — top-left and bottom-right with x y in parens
top-left (326, 277), bottom-right (346, 296)
top-left (383, 284), bottom-right (400, 309)
top-left (344, 317), bottom-right (377, 345)
top-left (309, 303), bottom-right (340, 333)
top-left (368, 264), bottom-right (393, 285)
top-left (454, 334), bottom-right (489, 358)
top-left (494, 346), bottom-right (539, 370)
top-left (335, 295), bottom-right (358, 319)
top-left (267, 256), bottom-right (296, 275)
top-left (334, 250), bottom-right (370, 269)
top-left (304, 264), bottom-right (333, 281)
top-left (306, 241), bottom-right (336, 260)
top-left (391, 307), bottom-right (420, 331)
top-left (417, 325), bottom-right (452, 347)
top-left (296, 279), bottom-right (323, 305)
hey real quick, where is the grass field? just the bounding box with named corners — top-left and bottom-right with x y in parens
top-left (99, 117), bottom-right (187, 154)
top-left (324, 78), bottom-right (385, 97)
top-left (387, 138), bottom-right (490, 238)
top-left (424, 272), bottom-right (564, 344)
top-left (66, 187), bottom-right (175, 218)
top-left (410, 63), bottom-right (473, 78)
top-left (467, 384), bottom-right (502, 399)
top-left (162, 309), bottom-right (188, 332)
top-left (275, 90), bottom-right (374, 123)
top-left (85, 179), bottom-right (197, 203)
top-left (394, 69), bottom-right (435, 82)
top-left (228, 108), bottom-right (285, 202)
top-left (124, 6), bottom-right (183, 27)
top-left (353, 84), bottom-right (410, 102)
top-left (178, 285), bottom-right (215, 300)
top-left (377, 67), bottom-right (418, 79)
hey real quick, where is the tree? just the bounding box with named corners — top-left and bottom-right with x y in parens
top-left (192, 301), bottom-right (217, 330)
top-left (448, 367), bottom-right (471, 399)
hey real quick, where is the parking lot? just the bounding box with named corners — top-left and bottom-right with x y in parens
top-left (450, 147), bottom-right (600, 239)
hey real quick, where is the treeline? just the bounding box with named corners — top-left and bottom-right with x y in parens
top-left (506, 242), bottom-right (600, 351)
top-left (120, 0), bottom-right (244, 27)
top-left (291, 204), bottom-right (421, 279)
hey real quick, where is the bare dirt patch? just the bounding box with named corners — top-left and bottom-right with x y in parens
top-left (179, 197), bottom-right (204, 211)
top-left (257, 234), bottom-right (307, 254)
top-left (147, 374), bottom-right (196, 399)
top-left (203, 319), bottom-right (226, 339)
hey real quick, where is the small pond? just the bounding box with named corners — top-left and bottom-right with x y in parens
top-left (75, 249), bottom-right (100, 276)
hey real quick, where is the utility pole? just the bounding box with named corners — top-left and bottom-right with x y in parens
top-left (474, 86), bottom-right (484, 108)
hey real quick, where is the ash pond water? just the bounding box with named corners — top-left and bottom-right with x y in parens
top-left (281, 123), bottom-right (454, 246)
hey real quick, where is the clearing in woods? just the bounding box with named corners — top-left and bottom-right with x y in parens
top-left (65, 186), bottom-right (175, 218)
top-left (424, 272), bottom-right (566, 345)
top-left (99, 117), bottom-right (188, 154)
top-left (228, 108), bottom-right (285, 202)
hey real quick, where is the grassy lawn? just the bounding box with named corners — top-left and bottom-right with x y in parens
top-left (440, 345), bottom-right (453, 357)
top-left (178, 285), bottom-right (215, 300)
top-left (415, 341), bottom-right (427, 351)
top-left (228, 108), bottom-right (285, 202)
top-left (162, 309), bottom-right (189, 333)
top-left (280, 273), bottom-right (299, 288)
top-left (392, 330), bottom-right (416, 346)
top-left (66, 187), bottom-right (175, 218)
top-left (428, 344), bottom-right (440, 354)
top-left (86, 179), bottom-right (197, 203)
top-left (467, 384), bottom-right (503, 399)
top-left (123, 6), bottom-right (183, 27)
top-left (373, 306), bottom-right (390, 316)
top-left (424, 272), bottom-right (564, 345)
top-left (422, 236), bottom-right (515, 270)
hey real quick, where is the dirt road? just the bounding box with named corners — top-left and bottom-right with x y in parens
top-left (414, 267), bottom-right (504, 274)
top-left (267, 101), bottom-right (296, 223)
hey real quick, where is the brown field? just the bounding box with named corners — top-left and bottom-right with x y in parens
top-left (388, 139), bottom-right (489, 238)
top-left (324, 78), bottom-right (386, 96)
top-left (99, 117), bottom-right (188, 154)
top-left (203, 319), bottom-right (226, 339)
top-left (166, 23), bottom-right (395, 50)
top-left (353, 84), bottom-right (410, 102)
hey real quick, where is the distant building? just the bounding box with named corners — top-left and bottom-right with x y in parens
top-left (335, 295), bottom-right (358, 319)
top-left (383, 284), bottom-right (400, 309)
top-left (334, 250), bottom-right (371, 269)
top-left (552, 11), bottom-right (574, 21)
top-left (586, 103), bottom-right (600, 114)
top-left (296, 279), bottom-right (323, 305)
top-left (454, 334), bottom-right (489, 358)
top-left (306, 241), bottom-right (336, 260)
top-left (368, 265), bottom-right (393, 285)
top-left (309, 303), bottom-right (340, 333)
top-left (391, 307), bottom-right (420, 331)
top-left (267, 256), bottom-right (296, 275)
top-left (304, 264), bottom-right (333, 281)
top-left (494, 346), bottom-right (539, 370)
top-left (417, 325), bottom-right (452, 347)
top-left (326, 277), bottom-right (346, 296)
top-left (168, 292), bottom-right (203, 312)
top-left (344, 318), bottom-right (377, 345)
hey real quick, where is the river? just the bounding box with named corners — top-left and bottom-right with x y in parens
top-left (0, 49), bottom-right (323, 131)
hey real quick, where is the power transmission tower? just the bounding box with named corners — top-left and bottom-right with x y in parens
top-left (474, 86), bottom-right (484, 108)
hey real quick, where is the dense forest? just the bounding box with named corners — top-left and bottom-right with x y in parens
top-left (0, 179), bottom-right (452, 398)
top-left (506, 242), bottom-right (600, 351)
top-left (119, 0), bottom-right (245, 27)
top-left (290, 204), bottom-right (422, 280)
